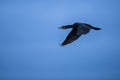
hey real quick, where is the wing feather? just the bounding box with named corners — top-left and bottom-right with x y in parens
top-left (61, 28), bottom-right (82, 46)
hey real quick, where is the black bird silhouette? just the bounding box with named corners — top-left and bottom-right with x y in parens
top-left (59, 22), bottom-right (101, 46)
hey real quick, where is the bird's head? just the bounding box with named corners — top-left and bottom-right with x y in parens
top-left (58, 26), bottom-right (68, 29)
top-left (58, 25), bottom-right (73, 29)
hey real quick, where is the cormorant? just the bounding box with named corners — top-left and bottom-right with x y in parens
top-left (59, 22), bottom-right (101, 46)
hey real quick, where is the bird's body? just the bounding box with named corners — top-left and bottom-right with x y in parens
top-left (59, 22), bottom-right (101, 46)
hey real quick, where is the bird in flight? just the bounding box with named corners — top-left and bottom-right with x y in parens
top-left (59, 22), bottom-right (101, 46)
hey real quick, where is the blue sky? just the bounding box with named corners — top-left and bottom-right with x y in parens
top-left (0, 0), bottom-right (120, 80)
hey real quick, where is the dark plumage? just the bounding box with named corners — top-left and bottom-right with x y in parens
top-left (59, 22), bottom-right (101, 46)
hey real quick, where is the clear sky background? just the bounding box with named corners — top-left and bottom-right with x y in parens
top-left (0, 0), bottom-right (120, 80)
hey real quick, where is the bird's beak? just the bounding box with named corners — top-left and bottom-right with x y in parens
top-left (58, 27), bottom-right (61, 29)
top-left (58, 27), bottom-right (63, 29)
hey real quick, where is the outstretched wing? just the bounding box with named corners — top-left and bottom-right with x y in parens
top-left (61, 27), bottom-right (83, 46)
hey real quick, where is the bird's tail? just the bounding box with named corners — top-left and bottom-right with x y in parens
top-left (89, 26), bottom-right (101, 30)
top-left (84, 23), bottom-right (101, 30)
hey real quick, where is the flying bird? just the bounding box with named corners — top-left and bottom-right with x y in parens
top-left (59, 22), bottom-right (101, 46)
